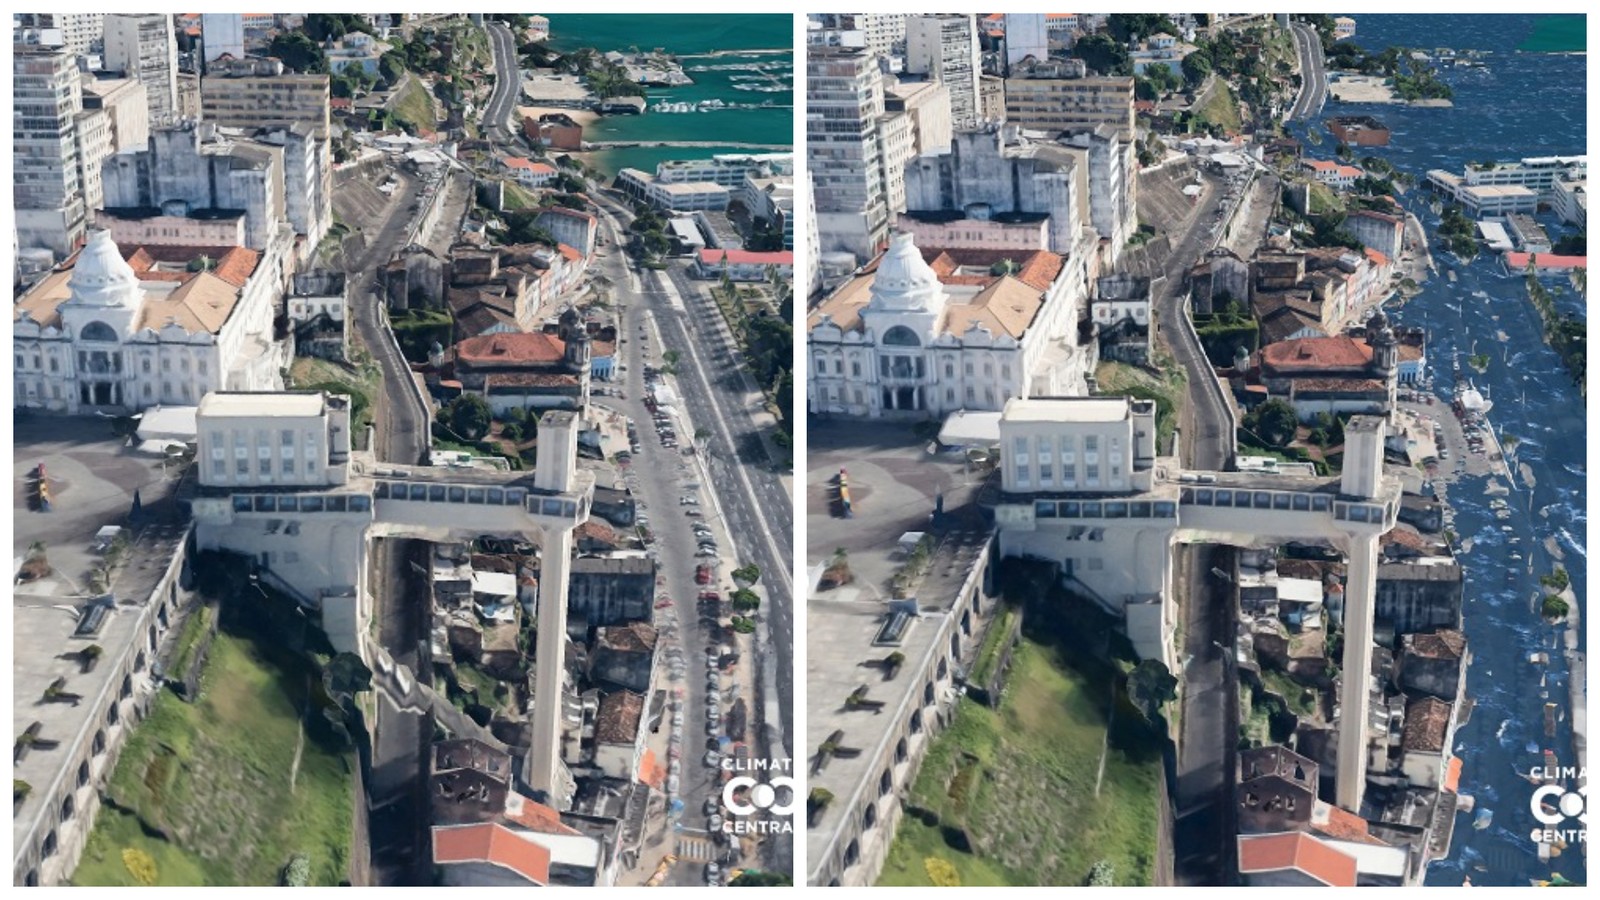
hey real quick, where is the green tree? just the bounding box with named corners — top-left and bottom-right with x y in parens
top-left (1108, 14), bottom-right (1177, 44)
top-left (1181, 49), bottom-right (1213, 85)
top-left (268, 32), bottom-right (326, 74)
top-left (1244, 398), bottom-right (1299, 448)
top-left (731, 588), bottom-right (761, 612)
top-left (378, 51), bottom-right (407, 87)
top-left (444, 394), bottom-right (492, 440)
top-left (728, 870), bottom-right (792, 887)
top-left (1073, 33), bottom-right (1132, 76)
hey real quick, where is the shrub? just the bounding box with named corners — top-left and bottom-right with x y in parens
top-left (925, 857), bottom-right (961, 886)
top-left (1541, 595), bottom-right (1569, 620)
top-left (282, 854), bottom-right (311, 887)
top-left (122, 848), bottom-right (158, 886)
top-left (1088, 860), bottom-right (1115, 886)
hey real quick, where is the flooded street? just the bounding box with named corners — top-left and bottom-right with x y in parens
top-left (1293, 14), bottom-right (1586, 885)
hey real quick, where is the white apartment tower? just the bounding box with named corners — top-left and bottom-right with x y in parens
top-left (15, 13), bottom-right (106, 55)
top-left (201, 13), bottom-right (247, 70)
top-left (14, 46), bottom-right (87, 260)
top-left (104, 14), bottom-right (180, 125)
top-left (1004, 13), bottom-right (1050, 71)
top-left (807, 47), bottom-right (889, 263)
top-left (905, 15), bottom-right (982, 128)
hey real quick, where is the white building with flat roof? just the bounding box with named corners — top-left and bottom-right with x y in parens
top-left (196, 391), bottom-right (352, 488)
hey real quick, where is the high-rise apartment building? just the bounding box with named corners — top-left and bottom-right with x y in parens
top-left (200, 13), bottom-right (246, 69)
top-left (14, 46), bottom-right (87, 259)
top-left (81, 76), bottom-right (152, 156)
top-left (905, 15), bottom-right (982, 127)
top-left (1004, 65), bottom-right (1136, 135)
top-left (201, 59), bottom-right (332, 140)
top-left (14, 13), bottom-right (106, 55)
top-left (1003, 13), bottom-right (1049, 71)
top-left (103, 14), bottom-right (179, 124)
top-left (807, 47), bottom-right (889, 263)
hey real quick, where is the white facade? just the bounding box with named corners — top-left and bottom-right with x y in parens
top-left (74, 108), bottom-right (115, 216)
top-left (808, 47), bottom-right (890, 263)
top-left (197, 392), bottom-right (352, 489)
top-left (1003, 13), bottom-right (1049, 70)
top-left (14, 47), bottom-right (87, 259)
top-left (200, 13), bottom-right (245, 67)
top-left (1552, 178), bottom-right (1586, 226)
top-left (807, 231), bottom-right (1094, 418)
top-left (104, 14), bottom-right (179, 125)
top-left (875, 110), bottom-right (915, 217)
top-left (905, 15), bottom-right (981, 127)
top-left (12, 230), bottom-right (286, 414)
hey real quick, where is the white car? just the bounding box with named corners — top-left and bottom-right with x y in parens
top-left (704, 750), bottom-right (721, 768)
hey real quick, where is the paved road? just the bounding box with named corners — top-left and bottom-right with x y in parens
top-left (483, 21), bottom-right (519, 141)
top-left (1287, 22), bottom-right (1328, 121)
top-left (1141, 164), bottom-right (1243, 886)
top-left (587, 196), bottom-right (795, 879)
top-left (1172, 546), bottom-right (1239, 886)
top-left (337, 164), bottom-right (433, 886)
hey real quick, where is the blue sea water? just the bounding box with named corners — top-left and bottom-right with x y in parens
top-left (1296, 14), bottom-right (1587, 886)
top-left (541, 14), bottom-right (793, 176)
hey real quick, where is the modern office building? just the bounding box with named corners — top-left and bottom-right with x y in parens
top-left (1003, 63), bottom-right (1136, 135)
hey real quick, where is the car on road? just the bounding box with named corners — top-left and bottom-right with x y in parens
top-left (703, 797), bottom-right (720, 816)
top-left (698, 591), bottom-right (721, 601)
top-left (703, 750), bottom-right (721, 768)
top-left (695, 565), bottom-right (713, 585)
top-left (705, 862), bottom-right (721, 884)
top-left (696, 548), bottom-right (719, 559)
top-left (705, 719), bottom-right (721, 736)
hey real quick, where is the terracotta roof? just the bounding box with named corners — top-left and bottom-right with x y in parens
top-left (484, 372), bottom-right (580, 389)
top-left (136, 271), bottom-right (246, 333)
top-left (594, 690), bottom-right (645, 745)
top-left (1313, 802), bottom-right (1388, 846)
top-left (1261, 335), bottom-right (1374, 373)
top-left (697, 248), bottom-right (794, 266)
top-left (1443, 756), bottom-right (1463, 793)
top-left (1402, 695), bottom-right (1452, 752)
top-left (1292, 377), bottom-right (1385, 393)
top-left (925, 248), bottom-right (1064, 293)
top-left (502, 791), bottom-right (581, 836)
top-left (1382, 526), bottom-right (1430, 552)
top-left (1397, 344), bottom-right (1424, 362)
top-left (1405, 628), bottom-right (1467, 661)
top-left (1364, 248), bottom-right (1390, 268)
top-left (591, 340), bottom-right (616, 359)
top-left (12, 270), bottom-right (75, 328)
top-left (432, 822), bottom-right (551, 885)
top-left (806, 271), bottom-right (873, 333)
top-left (597, 621), bottom-right (658, 654)
top-left (942, 276), bottom-right (1046, 340)
top-left (125, 245), bottom-right (261, 288)
top-left (1276, 559), bottom-right (1342, 582)
top-left (557, 243), bottom-right (583, 263)
top-left (1237, 831), bottom-right (1357, 886)
top-left (576, 519), bottom-right (617, 545)
top-left (1506, 252), bottom-right (1586, 270)
top-left (638, 747), bottom-right (666, 789)
top-left (454, 332), bottom-right (567, 366)
top-left (537, 207), bottom-right (597, 224)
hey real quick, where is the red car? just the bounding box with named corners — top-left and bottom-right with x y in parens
top-left (654, 596), bottom-right (674, 609)
top-left (698, 591), bottom-right (721, 601)
top-left (694, 565), bottom-right (713, 585)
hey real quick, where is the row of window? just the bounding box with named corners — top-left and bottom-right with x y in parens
top-left (374, 480), bottom-right (583, 521)
top-left (813, 354), bottom-right (1014, 382)
top-left (232, 493), bottom-right (370, 514)
top-left (211, 454), bottom-right (320, 479)
top-left (1014, 461), bottom-right (1124, 490)
top-left (1180, 487), bottom-right (1336, 514)
top-left (1033, 499), bottom-right (1180, 519)
top-left (14, 351), bottom-right (210, 376)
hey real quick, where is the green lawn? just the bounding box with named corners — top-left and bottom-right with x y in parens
top-left (73, 633), bottom-right (353, 886)
top-left (390, 77), bottom-right (437, 134)
top-left (1095, 360), bottom-right (1184, 454)
top-left (878, 639), bottom-right (1159, 887)
top-left (1195, 82), bottom-right (1242, 135)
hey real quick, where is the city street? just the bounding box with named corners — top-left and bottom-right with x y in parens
top-left (483, 21), bottom-right (519, 140)
top-left (334, 163), bottom-right (434, 885)
top-left (1287, 21), bottom-right (1328, 121)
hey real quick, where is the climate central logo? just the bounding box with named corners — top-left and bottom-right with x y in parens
top-left (720, 757), bottom-right (795, 834)
top-left (1528, 767), bottom-right (1587, 845)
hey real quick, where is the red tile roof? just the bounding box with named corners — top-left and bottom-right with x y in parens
top-left (432, 822), bottom-right (551, 885)
top-left (1506, 252), bottom-right (1586, 270)
top-left (1237, 832), bottom-right (1358, 886)
top-left (502, 792), bottom-right (581, 836)
top-left (639, 747), bottom-right (666, 789)
top-left (557, 243), bottom-right (583, 263)
top-left (1406, 628), bottom-right (1467, 661)
top-left (1314, 803), bottom-right (1388, 846)
top-left (594, 690), bottom-right (645, 745)
top-left (697, 248), bottom-right (794, 266)
top-left (453, 332), bottom-right (567, 367)
top-left (1261, 335), bottom-right (1374, 373)
top-left (1403, 695), bottom-right (1452, 752)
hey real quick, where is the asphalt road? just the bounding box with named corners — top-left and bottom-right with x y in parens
top-left (1142, 165), bottom-right (1243, 885)
top-left (338, 164), bottom-right (433, 886)
top-left (483, 22), bottom-right (519, 141)
top-left (1172, 546), bottom-right (1239, 885)
top-left (1288, 22), bottom-right (1328, 121)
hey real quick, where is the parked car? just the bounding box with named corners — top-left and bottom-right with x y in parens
top-left (695, 565), bottom-right (713, 585)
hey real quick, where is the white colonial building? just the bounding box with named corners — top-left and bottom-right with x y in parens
top-left (806, 230), bottom-right (1096, 418)
top-left (12, 229), bottom-right (286, 414)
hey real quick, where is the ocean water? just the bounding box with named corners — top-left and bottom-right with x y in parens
top-left (1297, 14), bottom-right (1587, 886)
top-left (542, 14), bottom-right (793, 175)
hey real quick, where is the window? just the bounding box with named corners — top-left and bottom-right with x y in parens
top-left (282, 457), bottom-right (295, 476)
top-left (965, 386), bottom-right (975, 401)
top-left (236, 457), bottom-right (249, 475)
top-left (984, 362), bottom-right (993, 376)
top-left (212, 458), bottom-right (225, 476)
top-left (1015, 464), bottom-right (1030, 486)
top-left (198, 359), bottom-right (207, 375)
top-left (851, 361), bottom-right (861, 377)
top-left (14, 353), bottom-right (23, 370)
top-left (1001, 363), bottom-right (1011, 380)
top-left (1086, 463), bottom-right (1100, 485)
top-left (161, 357), bottom-right (171, 372)
top-left (1040, 461), bottom-right (1054, 483)
top-left (964, 361), bottom-right (974, 376)
top-left (944, 362), bottom-right (954, 378)
top-left (281, 429), bottom-right (294, 446)
top-left (49, 357), bottom-right (58, 373)
top-left (1085, 435), bottom-right (1099, 452)
top-left (142, 358), bottom-right (151, 373)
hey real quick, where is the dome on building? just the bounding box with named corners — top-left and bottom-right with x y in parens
top-left (867, 231), bottom-right (945, 313)
top-left (68, 230), bottom-right (141, 309)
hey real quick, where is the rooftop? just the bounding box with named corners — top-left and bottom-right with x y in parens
top-left (1403, 628), bottom-right (1467, 661)
top-left (1236, 831), bottom-right (1358, 886)
top-left (1002, 396), bottom-right (1131, 424)
top-left (593, 690), bottom-right (645, 745)
top-left (198, 391), bottom-right (327, 418)
top-left (1402, 695), bottom-right (1452, 752)
top-left (432, 822), bottom-right (551, 885)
